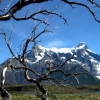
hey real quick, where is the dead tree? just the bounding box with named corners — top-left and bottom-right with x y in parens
top-left (0, 0), bottom-right (100, 100)
top-left (0, 19), bottom-right (90, 100)
top-left (0, 87), bottom-right (11, 100)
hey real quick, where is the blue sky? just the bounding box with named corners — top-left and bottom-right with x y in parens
top-left (0, 0), bottom-right (100, 63)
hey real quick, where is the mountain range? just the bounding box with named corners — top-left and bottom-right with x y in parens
top-left (0, 42), bottom-right (100, 85)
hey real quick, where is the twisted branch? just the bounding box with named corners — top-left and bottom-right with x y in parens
top-left (62, 0), bottom-right (100, 23)
top-left (0, 0), bottom-right (100, 23)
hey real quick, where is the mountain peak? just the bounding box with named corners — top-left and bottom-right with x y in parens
top-left (76, 42), bottom-right (88, 50)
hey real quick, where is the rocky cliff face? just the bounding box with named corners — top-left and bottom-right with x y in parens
top-left (0, 42), bottom-right (100, 85)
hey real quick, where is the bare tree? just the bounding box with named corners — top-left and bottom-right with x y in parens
top-left (0, 0), bottom-right (100, 100)
top-left (0, 19), bottom-right (89, 100)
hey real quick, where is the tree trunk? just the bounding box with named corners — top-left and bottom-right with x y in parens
top-left (36, 82), bottom-right (48, 100)
top-left (0, 87), bottom-right (11, 100)
top-left (42, 93), bottom-right (48, 100)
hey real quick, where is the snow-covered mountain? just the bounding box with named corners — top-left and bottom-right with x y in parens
top-left (0, 42), bottom-right (100, 85)
top-left (26, 42), bottom-right (100, 78)
top-left (72, 42), bottom-right (100, 79)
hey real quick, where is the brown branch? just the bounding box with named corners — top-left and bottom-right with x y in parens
top-left (41, 71), bottom-right (90, 85)
top-left (0, 0), bottom-right (100, 23)
top-left (50, 70), bottom-right (90, 77)
top-left (14, 66), bottom-right (42, 79)
top-left (62, 0), bottom-right (100, 23)
top-left (21, 38), bottom-right (30, 62)
top-left (0, 0), bottom-right (48, 21)
top-left (88, 0), bottom-right (100, 7)
top-left (12, 9), bottom-right (67, 25)
top-left (12, 63), bottom-right (47, 99)
top-left (0, 0), bottom-right (67, 25)
top-left (0, 58), bottom-right (42, 86)
top-left (0, 27), bottom-right (15, 58)
top-left (1, 59), bottom-right (13, 87)
top-left (0, 87), bottom-right (11, 100)
top-left (48, 53), bottom-right (74, 70)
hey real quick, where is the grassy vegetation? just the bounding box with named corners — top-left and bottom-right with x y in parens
top-left (0, 93), bottom-right (100, 100)
top-left (1, 84), bottom-right (100, 100)
top-left (48, 94), bottom-right (100, 100)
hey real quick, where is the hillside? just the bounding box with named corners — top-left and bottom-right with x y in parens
top-left (0, 42), bottom-right (100, 85)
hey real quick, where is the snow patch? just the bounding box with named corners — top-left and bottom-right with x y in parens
top-left (70, 59), bottom-right (82, 64)
top-left (84, 51), bottom-right (89, 55)
top-left (35, 45), bottom-right (72, 53)
top-left (61, 57), bottom-right (66, 59)
top-left (96, 76), bottom-right (100, 79)
top-left (87, 49), bottom-right (96, 54)
top-left (44, 48), bottom-right (72, 54)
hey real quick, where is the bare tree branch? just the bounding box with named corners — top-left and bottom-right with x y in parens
top-left (0, 87), bottom-right (11, 100)
top-left (0, 0), bottom-right (99, 23)
top-left (12, 9), bottom-right (67, 24)
top-left (0, 0), bottom-right (49, 21)
top-left (62, 0), bottom-right (100, 23)
top-left (88, 0), bottom-right (100, 8)
top-left (0, 0), bottom-right (67, 25)
top-left (0, 27), bottom-right (15, 58)
top-left (46, 53), bottom-right (74, 72)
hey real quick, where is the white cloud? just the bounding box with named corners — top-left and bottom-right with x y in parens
top-left (46, 40), bottom-right (66, 48)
